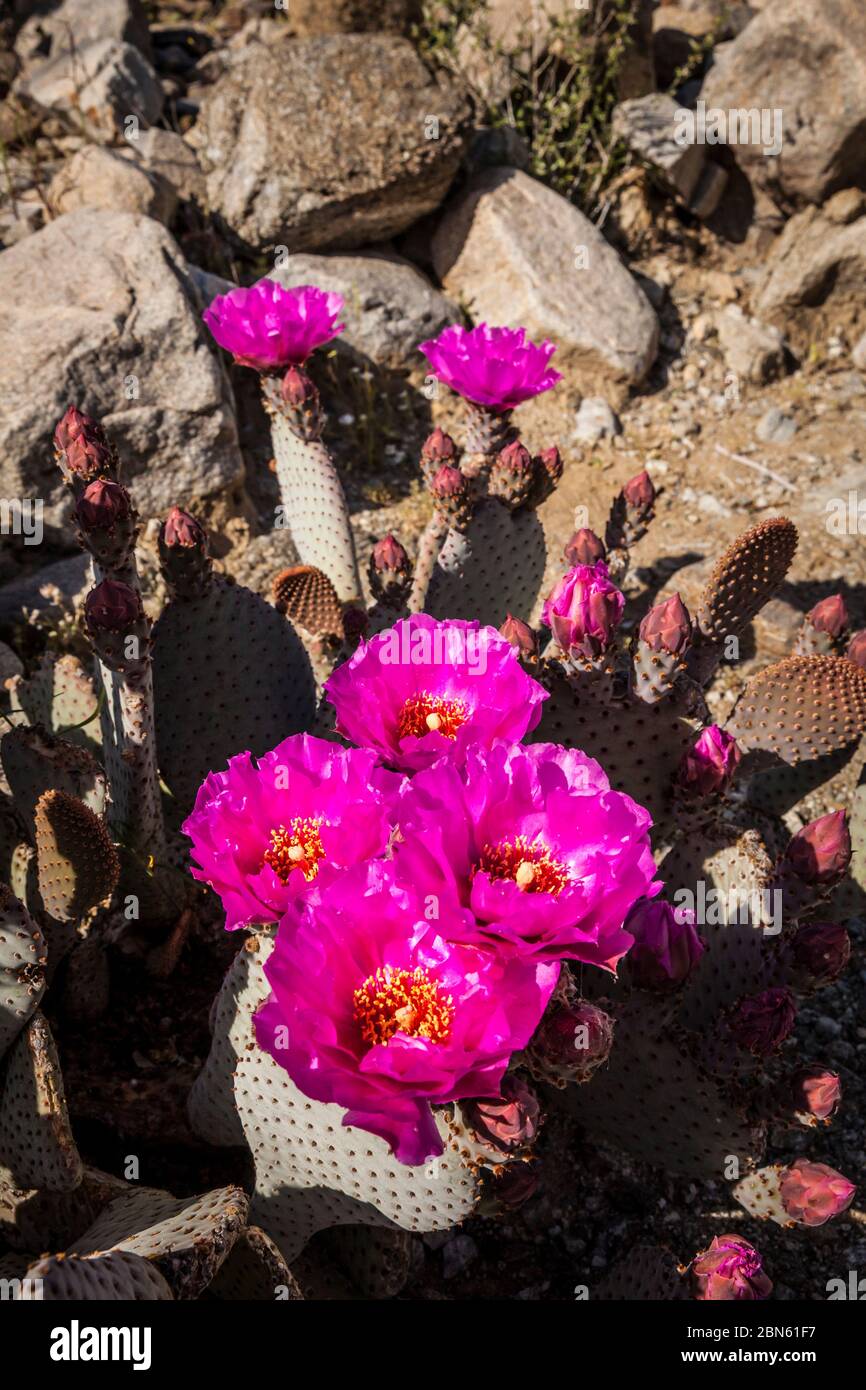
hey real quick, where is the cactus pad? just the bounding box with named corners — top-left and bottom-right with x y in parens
top-left (18, 1249), bottom-right (175, 1301)
top-left (695, 518), bottom-right (798, 642)
top-left (0, 884), bottom-right (46, 1061)
top-left (8, 654), bottom-right (102, 753)
top-left (34, 790), bottom-right (120, 923)
top-left (272, 564), bottom-right (344, 637)
top-left (0, 726), bottom-right (106, 836)
top-left (728, 655), bottom-right (866, 762)
top-left (423, 502), bottom-right (547, 627)
top-left (594, 1244), bottom-right (688, 1300)
top-left (0, 1011), bottom-right (83, 1191)
top-left (209, 1225), bottom-right (302, 1301)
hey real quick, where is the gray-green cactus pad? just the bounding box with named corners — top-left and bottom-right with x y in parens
top-left (18, 1249), bottom-right (175, 1300)
top-left (0, 883), bottom-right (46, 1061)
top-left (0, 1011), bottom-right (83, 1191)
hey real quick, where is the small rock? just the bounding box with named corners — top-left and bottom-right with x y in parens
top-left (715, 305), bottom-right (788, 384)
top-left (125, 127), bottom-right (206, 207)
top-left (15, 0), bottom-right (153, 65)
top-left (13, 38), bottom-right (163, 142)
top-left (612, 93), bottom-right (704, 206)
top-left (756, 407), bottom-right (797, 444)
top-left (442, 1233), bottom-right (479, 1279)
top-left (48, 144), bottom-right (176, 224)
top-left (853, 333), bottom-right (866, 370)
top-left (573, 398), bottom-right (622, 445)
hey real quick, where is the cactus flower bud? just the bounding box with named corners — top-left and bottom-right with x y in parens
top-left (541, 561), bottom-right (624, 659)
top-left (784, 810), bottom-right (850, 884)
top-left (371, 534), bottom-right (409, 576)
top-left (483, 1162), bottom-right (538, 1212)
top-left (369, 534), bottom-right (412, 605)
top-left (730, 987), bottom-right (797, 1056)
top-left (692, 1236), bottom-right (772, 1301)
top-left (622, 469), bottom-right (655, 517)
top-left (489, 439), bottom-right (535, 508)
top-left (162, 506), bottom-right (207, 551)
top-left (779, 1160), bottom-right (855, 1227)
top-left (625, 899), bottom-right (705, 989)
top-left (529, 997), bottom-right (614, 1085)
top-left (84, 578), bottom-right (143, 633)
top-left (430, 463), bottom-right (465, 499)
top-left (54, 403), bottom-right (101, 454)
top-left (75, 479), bottom-right (131, 531)
top-left (807, 593), bottom-right (848, 638)
top-left (54, 405), bottom-right (114, 482)
top-left (280, 364), bottom-right (318, 408)
top-left (847, 628), bottom-right (866, 668)
top-left (639, 593), bottom-right (692, 656)
top-left (421, 427), bottom-right (457, 464)
top-left (497, 439), bottom-right (532, 474)
top-left (678, 725), bottom-right (741, 797)
top-left (564, 528), bottom-right (606, 567)
top-left (790, 921), bottom-right (851, 987)
top-left (499, 613), bottom-right (538, 660)
top-left (463, 1075), bottom-right (542, 1155)
top-left (790, 1068), bottom-right (841, 1124)
top-left (536, 445), bottom-right (563, 487)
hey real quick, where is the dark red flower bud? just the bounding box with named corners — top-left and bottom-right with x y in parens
top-left (497, 439), bottom-right (532, 474)
top-left (530, 998), bottom-right (614, 1084)
top-left (639, 592), bottom-right (692, 656)
top-left (84, 578), bottom-right (143, 633)
top-left (622, 469), bottom-right (655, 516)
top-left (484, 1162), bottom-right (538, 1212)
top-left (536, 445), bottom-right (563, 486)
top-left (421, 427), bottom-right (457, 464)
top-left (807, 594), bottom-right (848, 638)
top-left (692, 1236), bottom-right (772, 1301)
top-left (463, 1075), bottom-right (542, 1155)
top-left (625, 900), bottom-right (705, 988)
top-left (564, 528), bottom-right (606, 567)
top-left (730, 987), bottom-right (797, 1056)
top-left (280, 364), bottom-right (319, 408)
top-left (430, 463), bottom-right (467, 499)
top-left (75, 479), bottom-right (131, 531)
top-left (54, 404), bottom-right (105, 454)
top-left (784, 810), bottom-right (851, 884)
top-left (499, 613), bottom-right (538, 659)
top-left (371, 534), bottom-right (410, 576)
top-left (847, 629), bottom-right (866, 668)
top-left (790, 1068), bottom-right (841, 1124)
top-left (162, 506), bottom-right (207, 550)
top-left (678, 726), bottom-right (741, 796)
top-left (779, 1160), bottom-right (855, 1227)
top-left (790, 921), bottom-right (851, 987)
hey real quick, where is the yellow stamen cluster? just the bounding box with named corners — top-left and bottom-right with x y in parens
top-left (264, 817), bottom-right (325, 883)
top-left (354, 965), bottom-right (455, 1047)
top-left (478, 836), bottom-right (570, 896)
top-left (397, 692), bottom-right (469, 741)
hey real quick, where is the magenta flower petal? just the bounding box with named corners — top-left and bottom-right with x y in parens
top-left (419, 323), bottom-right (561, 412)
top-left (203, 279), bottom-right (345, 370)
top-left (392, 742), bottom-right (660, 968)
top-left (254, 860), bottom-right (560, 1165)
top-left (324, 614), bottom-right (548, 773)
top-left (182, 733), bottom-right (402, 931)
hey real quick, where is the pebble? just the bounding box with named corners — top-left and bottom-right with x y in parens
top-left (756, 406), bottom-right (798, 443)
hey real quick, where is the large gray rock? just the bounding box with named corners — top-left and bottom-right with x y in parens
top-left (15, 0), bottom-right (153, 64)
top-left (268, 252), bottom-right (458, 370)
top-left (189, 35), bottom-right (471, 255)
top-left (753, 189), bottom-right (866, 349)
top-left (0, 209), bottom-right (243, 534)
top-left (431, 167), bottom-right (658, 397)
top-left (13, 37), bottom-right (163, 142)
top-left (48, 144), bottom-right (176, 224)
top-left (700, 0), bottom-right (866, 207)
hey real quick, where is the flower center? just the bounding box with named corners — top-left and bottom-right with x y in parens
top-left (478, 836), bottom-right (570, 896)
top-left (397, 692), bottom-right (469, 741)
top-left (264, 817), bottom-right (325, 883)
top-left (354, 966), bottom-right (455, 1047)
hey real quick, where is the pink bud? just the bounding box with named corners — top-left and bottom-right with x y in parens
top-left (420, 427), bottom-right (457, 463)
top-left (622, 469), bottom-right (655, 516)
top-left (790, 1068), bottom-right (841, 1123)
top-left (625, 899), bottom-right (705, 989)
top-left (541, 561), bottom-right (624, 659)
top-left (639, 592), bottom-right (692, 656)
top-left (564, 528), bottom-right (606, 567)
top-left (499, 613), bottom-right (537, 659)
top-left (371, 534), bottom-right (409, 575)
top-left (280, 364), bottom-right (318, 408)
top-left (84, 579), bottom-right (143, 633)
top-left (692, 1236), bottom-right (772, 1301)
top-left (54, 404), bottom-right (105, 454)
top-left (536, 445), bottom-right (563, 486)
top-left (847, 629), bottom-right (866, 668)
top-left (463, 1075), bottom-right (542, 1155)
top-left (497, 439), bottom-right (533, 475)
top-left (808, 593), bottom-right (848, 638)
top-left (791, 921), bottom-right (851, 986)
top-left (678, 726), bottom-right (741, 797)
top-left (162, 506), bottom-right (207, 550)
top-left (430, 463), bottom-right (468, 500)
top-left (779, 1160), bottom-right (855, 1227)
top-left (785, 810), bottom-right (850, 884)
top-left (75, 479), bottom-right (131, 531)
top-left (531, 998), bottom-right (614, 1082)
top-left (730, 987), bottom-right (797, 1056)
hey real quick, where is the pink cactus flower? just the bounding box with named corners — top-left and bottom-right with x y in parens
top-left (692, 1236), bottom-right (772, 1301)
top-left (785, 810), bottom-right (851, 884)
top-left (324, 614), bottom-right (547, 774)
top-left (391, 741), bottom-right (659, 968)
top-left (625, 899), bottom-right (705, 989)
top-left (203, 279), bottom-right (344, 370)
top-left (791, 1068), bottom-right (841, 1124)
top-left (678, 725), bottom-right (741, 797)
top-left (418, 324), bottom-right (561, 412)
top-left (779, 1160), bottom-right (856, 1227)
top-left (182, 733), bottom-right (401, 931)
top-left (542, 562), bottom-right (625, 659)
top-left (254, 860), bottom-right (560, 1166)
